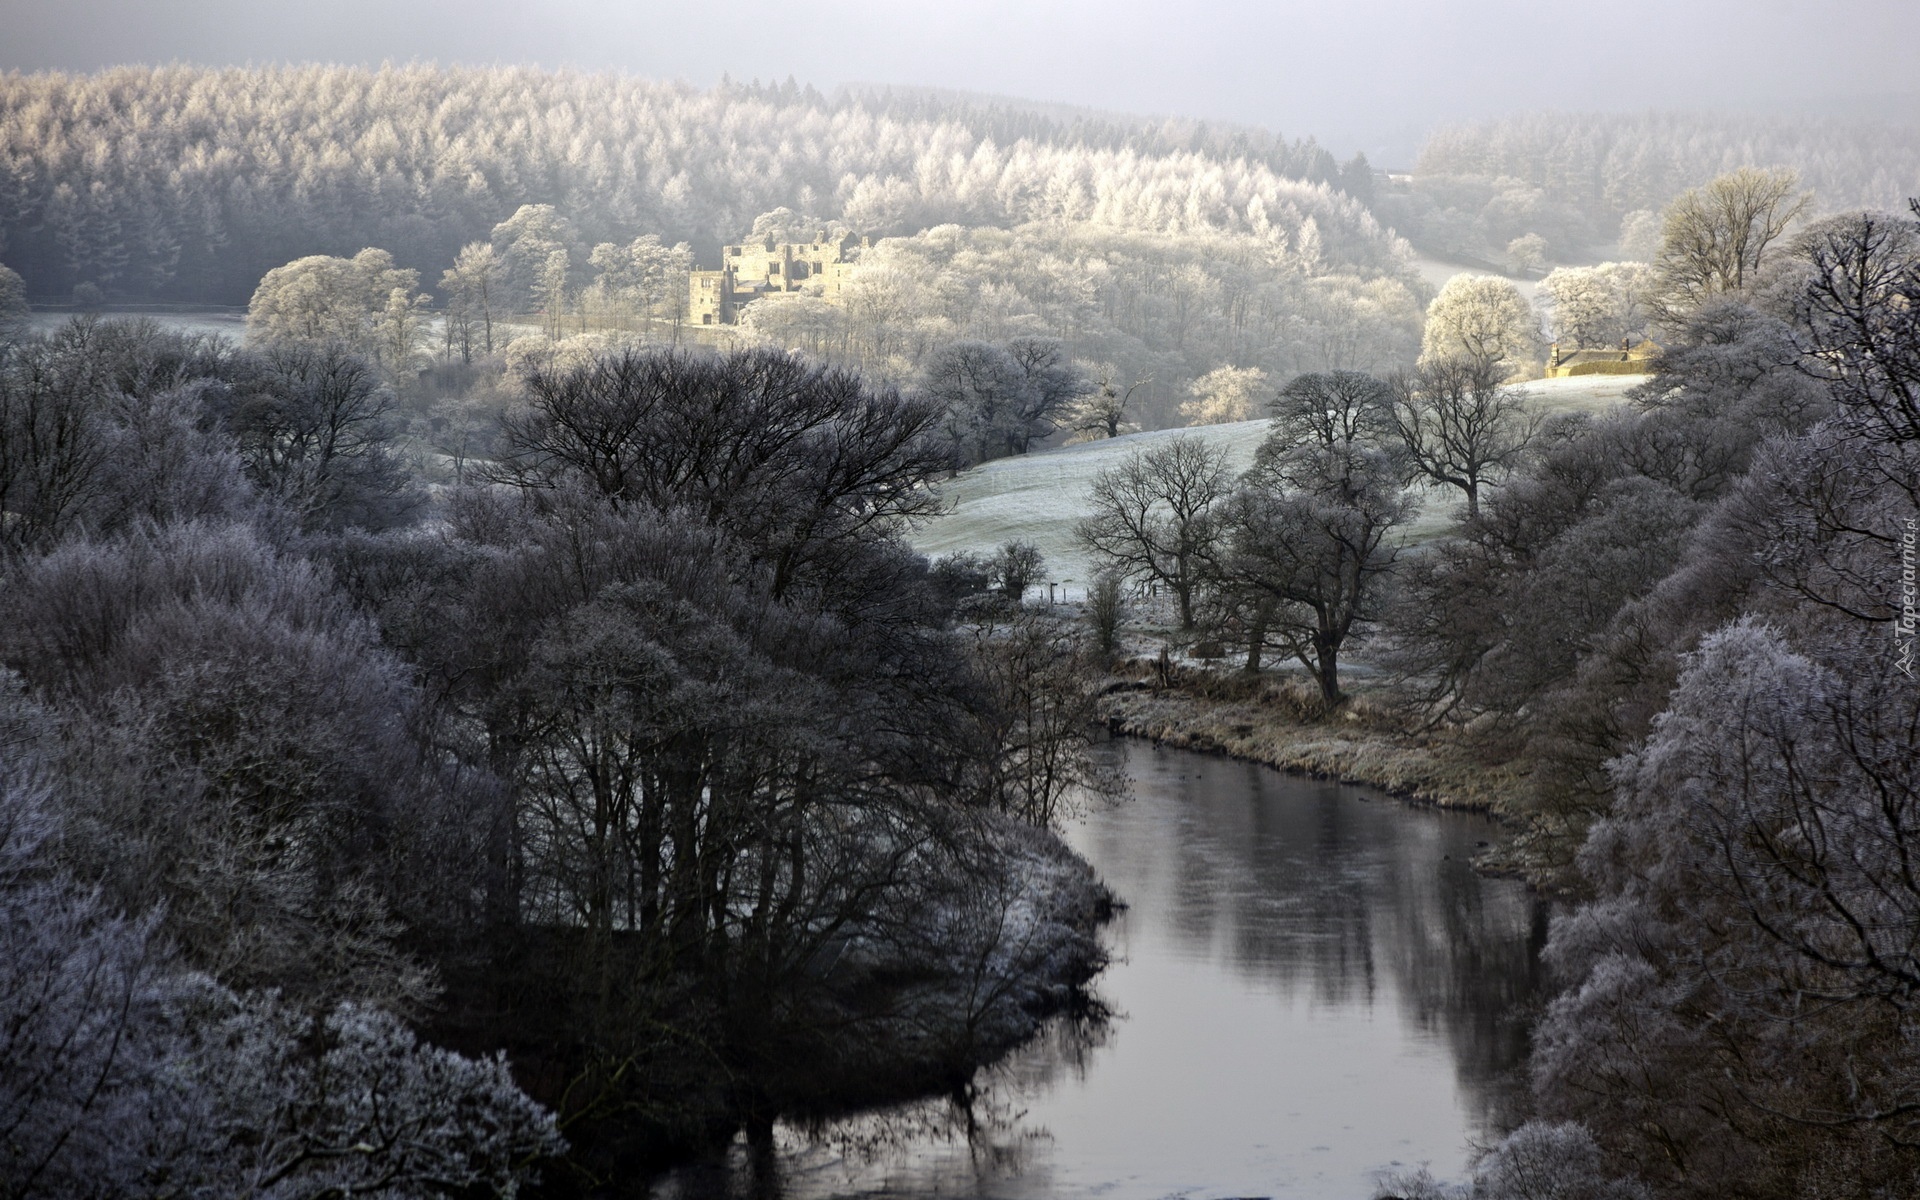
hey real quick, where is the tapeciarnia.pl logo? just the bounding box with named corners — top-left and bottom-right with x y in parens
top-left (1899, 517), bottom-right (1917, 680)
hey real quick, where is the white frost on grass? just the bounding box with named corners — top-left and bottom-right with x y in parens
top-left (911, 374), bottom-right (1643, 574)
top-left (913, 421), bottom-right (1269, 586)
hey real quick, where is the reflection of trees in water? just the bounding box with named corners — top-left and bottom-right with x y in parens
top-left (1090, 747), bottom-right (1548, 1128)
top-left (648, 1008), bottom-right (1115, 1200)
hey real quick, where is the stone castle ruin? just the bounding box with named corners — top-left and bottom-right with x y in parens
top-left (689, 230), bottom-right (867, 325)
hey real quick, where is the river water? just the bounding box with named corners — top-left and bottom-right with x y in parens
top-left (654, 740), bottom-right (1550, 1200)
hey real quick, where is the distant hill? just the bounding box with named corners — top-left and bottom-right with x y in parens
top-left (1381, 109), bottom-right (1920, 265)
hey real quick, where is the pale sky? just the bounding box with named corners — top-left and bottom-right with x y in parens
top-left (4, 0), bottom-right (1918, 161)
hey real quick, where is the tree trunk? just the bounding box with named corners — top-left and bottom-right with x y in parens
top-left (1243, 602), bottom-right (1271, 672)
top-left (1313, 635), bottom-right (1342, 705)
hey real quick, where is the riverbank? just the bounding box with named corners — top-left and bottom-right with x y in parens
top-left (1094, 661), bottom-right (1572, 883)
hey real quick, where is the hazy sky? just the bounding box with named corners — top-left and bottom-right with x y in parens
top-left (4, 0), bottom-right (1918, 161)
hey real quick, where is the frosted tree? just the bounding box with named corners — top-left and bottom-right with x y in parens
top-left (246, 248), bottom-right (428, 372)
top-left (1420, 274), bottom-right (1543, 375)
top-left (1472, 1122), bottom-right (1648, 1200)
top-left (533, 247), bottom-right (572, 339)
top-left (0, 711), bottom-right (564, 1197)
top-left (1617, 209), bottom-right (1662, 261)
top-left (0, 262), bottom-right (25, 342)
top-left (1537, 263), bottom-right (1653, 349)
top-left (589, 234), bottom-right (694, 333)
top-left (1180, 365), bottom-right (1269, 425)
top-left (1505, 232), bottom-right (1548, 275)
top-left (1650, 166), bottom-right (1809, 320)
top-left (1537, 267), bottom-right (1615, 348)
top-left (1068, 369), bottom-right (1148, 440)
top-left (739, 292), bottom-right (846, 358)
top-left (439, 241), bottom-right (500, 360)
top-left (490, 203), bottom-right (580, 314)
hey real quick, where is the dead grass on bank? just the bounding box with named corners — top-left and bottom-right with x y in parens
top-left (1095, 656), bottom-right (1575, 884)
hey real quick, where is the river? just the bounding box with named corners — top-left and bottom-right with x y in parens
top-left (661, 740), bottom-right (1550, 1200)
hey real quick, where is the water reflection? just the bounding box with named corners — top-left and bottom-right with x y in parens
top-left (650, 741), bottom-right (1548, 1200)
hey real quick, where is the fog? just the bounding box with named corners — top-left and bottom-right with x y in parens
top-left (4, 0), bottom-right (1918, 160)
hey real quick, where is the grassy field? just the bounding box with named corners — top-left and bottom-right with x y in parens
top-left (909, 373), bottom-right (1645, 589)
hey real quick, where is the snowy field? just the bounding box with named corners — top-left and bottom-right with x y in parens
top-left (910, 373), bottom-right (1644, 590)
top-left (1411, 254), bottom-right (1538, 301)
top-left (912, 421), bottom-right (1270, 591)
top-left (27, 308), bottom-right (249, 340)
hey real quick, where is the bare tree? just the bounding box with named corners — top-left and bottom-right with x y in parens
top-left (1070, 369), bottom-right (1149, 440)
top-left (1208, 442), bottom-right (1411, 704)
top-left (1084, 571), bottom-right (1126, 663)
top-left (496, 346), bottom-right (948, 599)
top-left (991, 539), bottom-right (1045, 605)
top-left (1791, 206), bottom-right (1920, 449)
top-left (1269, 369), bottom-right (1395, 452)
top-left (219, 343), bottom-right (423, 531)
top-left (963, 608), bottom-right (1120, 828)
top-left (1003, 335), bottom-right (1093, 452)
top-left (1390, 357), bottom-right (1541, 518)
top-left (1075, 436), bottom-right (1229, 630)
top-left (921, 339), bottom-right (1033, 465)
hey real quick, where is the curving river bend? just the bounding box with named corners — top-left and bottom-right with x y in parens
top-left (653, 740), bottom-right (1550, 1200)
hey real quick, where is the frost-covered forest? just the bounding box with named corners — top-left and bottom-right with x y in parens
top-left (0, 66), bottom-right (1388, 304)
top-left (1384, 109), bottom-right (1920, 263)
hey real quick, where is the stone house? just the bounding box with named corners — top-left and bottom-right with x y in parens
top-left (1546, 336), bottom-right (1662, 378)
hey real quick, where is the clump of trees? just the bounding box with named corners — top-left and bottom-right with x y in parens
top-left (1363, 183), bottom-right (1920, 1197)
top-left (921, 335), bottom-right (1092, 465)
top-left (1536, 262), bottom-right (1654, 349)
top-left (1181, 365), bottom-right (1270, 425)
top-left (742, 221), bottom-right (1425, 427)
top-left (246, 247), bottom-right (431, 372)
top-left (0, 294), bottom-right (1120, 1189)
top-left (1071, 336), bottom-right (1552, 703)
top-left (1646, 167), bottom-right (1810, 322)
